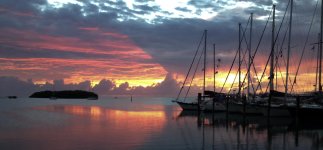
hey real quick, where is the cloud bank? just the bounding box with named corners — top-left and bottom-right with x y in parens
top-left (0, 73), bottom-right (181, 97)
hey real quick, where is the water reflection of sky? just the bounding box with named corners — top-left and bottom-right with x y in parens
top-left (0, 103), bottom-right (171, 150)
top-left (1, 98), bottom-right (323, 150)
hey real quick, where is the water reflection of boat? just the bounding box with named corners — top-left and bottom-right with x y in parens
top-left (208, 112), bottom-right (293, 129)
top-left (288, 103), bottom-right (323, 119)
top-left (176, 110), bottom-right (323, 132)
top-left (177, 110), bottom-right (200, 118)
top-left (176, 110), bottom-right (323, 149)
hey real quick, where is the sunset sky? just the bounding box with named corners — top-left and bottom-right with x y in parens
top-left (0, 0), bottom-right (321, 96)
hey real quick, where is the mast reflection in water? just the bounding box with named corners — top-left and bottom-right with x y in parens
top-left (177, 111), bottom-right (323, 150)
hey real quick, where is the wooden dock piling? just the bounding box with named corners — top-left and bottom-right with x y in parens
top-left (198, 93), bottom-right (202, 112)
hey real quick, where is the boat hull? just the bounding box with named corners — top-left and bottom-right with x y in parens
top-left (227, 103), bottom-right (262, 115)
top-left (176, 101), bottom-right (199, 111)
top-left (204, 101), bottom-right (226, 112)
top-left (227, 102), bottom-right (242, 113)
top-left (259, 105), bottom-right (290, 117)
top-left (288, 105), bottom-right (323, 119)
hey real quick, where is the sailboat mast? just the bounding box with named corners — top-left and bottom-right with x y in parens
top-left (213, 44), bottom-right (216, 93)
top-left (285, 0), bottom-right (293, 100)
top-left (319, 0), bottom-right (323, 92)
top-left (203, 30), bottom-right (207, 98)
top-left (316, 33), bottom-right (320, 91)
top-left (276, 43), bottom-right (278, 90)
top-left (238, 23), bottom-right (241, 98)
top-left (248, 13), bottom-right (253, 100)
top-left (270, 5), bottom-right (276, 92)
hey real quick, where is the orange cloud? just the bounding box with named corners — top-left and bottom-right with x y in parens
top-left (0, 28), bottom-right (167, 87)
top-left (0, 28), bottom-right (152, 59)
top-left (0, 57), bottom-right (166, 87)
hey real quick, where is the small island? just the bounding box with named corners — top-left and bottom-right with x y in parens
top-left (29, 90), bottom-right (98, 100)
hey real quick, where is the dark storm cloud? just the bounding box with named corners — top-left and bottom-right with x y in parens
top-left (115, 17), bottom-right (244, 74)
top-left (0, 0), bottom-right (224, 74)
top-left (0, 0), bottom-right (46, 12)
top-left (116, 20), bottom-right (206, 72)
top-left (113, 0), bottom-right (318, 75)
top-left (1, 0), bottom-right (317, 53)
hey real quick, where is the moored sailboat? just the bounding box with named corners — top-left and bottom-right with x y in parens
top-left (174, 30), bottom-right (209, 111)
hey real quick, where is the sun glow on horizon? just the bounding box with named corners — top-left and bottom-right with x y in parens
top-left (174, 66), bottom-right (319, 94)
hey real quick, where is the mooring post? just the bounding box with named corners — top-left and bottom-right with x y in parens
top-left (198, 93), bottom-right (202, 112)
top-left (243, 94), bottom-right (246, 115)
top-left (294, 96), bottom-right (300, 147)
top-left (225, 96), bottom-right (229, 131)
top-left (226, 96), bottom-right (229, 114)
top-left (295, 100), bottom-right (299, 147)
top-left (212, 97), bottom-right (215, 113)
top-left (296, 96), bottom-right (300, 117)
top-left (268, 93), bottom-right (272, 117)
top-left (197, 93), bottom-right (202, 128)
top-left (212, 97), bottom-right (215, 125)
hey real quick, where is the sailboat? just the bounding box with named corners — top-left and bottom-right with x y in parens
top-left (260, 1), bottom-right (323, 118)
top-left (224, 13), bottom-right (264, 115)
top-left (226, 4), bottom-right (293, 116)
top-left (286, 0), bottom-right (323, 117)
top-left (174, 30), bottom-right (208, 111)
top-left (256, 4), bottom-right (293, 117)
top-left (174, 30), bottom-right (226, 111)
top-left (281, 0), bottom-right (323, 118)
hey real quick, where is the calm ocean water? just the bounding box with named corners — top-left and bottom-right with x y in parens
top-left (0, 96), bottom-right (322, 150)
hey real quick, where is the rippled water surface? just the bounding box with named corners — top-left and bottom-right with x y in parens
top-left (0, 96), bottom-right (322, 150)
